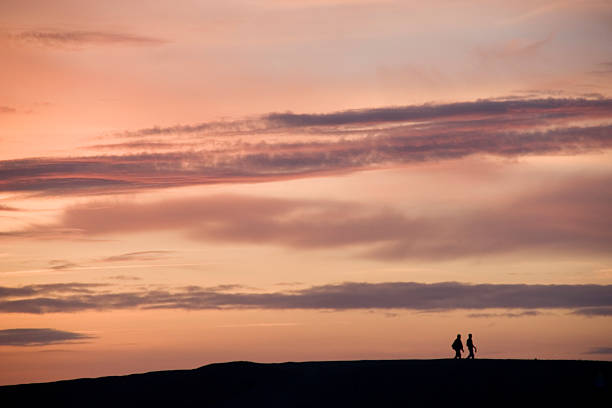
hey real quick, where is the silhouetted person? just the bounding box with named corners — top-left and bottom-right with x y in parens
top-left (451, 334), bottom-right (463, 359)
top-left (466, 333), bottom-right (477, 359)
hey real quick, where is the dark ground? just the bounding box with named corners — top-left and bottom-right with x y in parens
top-left (1, 359), bottom-right (610, 407)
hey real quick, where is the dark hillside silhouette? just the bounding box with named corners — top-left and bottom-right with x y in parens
top-left (0, 359), bottom-right (610, 407)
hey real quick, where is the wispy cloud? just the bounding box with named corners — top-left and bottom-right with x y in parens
top-left (48, 260), bottom-right (79, 270)
top-left (0, 328), bottom-right (94, 346)
top-left (215, 322), bottom-right (300, 328)
top-left (275, 282), bottom-right (305, 286)
top-left (123, 98), bottom-right (612, 136)
top-left (1, 97), bottom-right (610, 196)
top-left (0, 282), bottom-right (106, 300)
top-left (0, 106), bottom-right (16, 114)
top-left (584, 346), bottom-right (612, 355)
top-left (475, 34), bottom-right (553, 60)
top-left (101, 250), bottom-right (176, 263)
top-left (1, 125), bottom-right (611, 195)
top-left (590, 61), bottom-right (612, 75)
top-left (14, 30), bottom-right (167, 48)
top-left (0, 281), bottom-right (610, 314)
top-left (200, 284), bottom-right (253, 292)
top-left (85, 141), bottom-right (180, 151)
top-left (572, 307), bottom-right (612, 317)
top-left (106, 275), bottom-right (142, 281)
top-left (467, 311), bottom-right (542, 318)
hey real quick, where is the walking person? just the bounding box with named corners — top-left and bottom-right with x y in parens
top-left (466, 333), bottom-right (477, 359)
top-left (451, 334), bottom-right (463, 359)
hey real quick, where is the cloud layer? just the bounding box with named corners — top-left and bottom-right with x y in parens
top-left (125, 98), bottom-right (612, 136)
top-left (584, 347), bottom-right (612, 354)
top-left (0, 328), bottom-right (93, 346)
top-left (14, 30), bottom-right (167, 48)
top-left (572, 307), bottom-right (612, 317)
top-left (0, 281), bottom-right (610, 314)
top-left (7, 172), bottom-right (608, 260)
top-left (0, 106), bottom-right (16, 114)
top-left (1, 98), bottom-right (611, 195)
top-left (101, 250), bottom-right (175, 263)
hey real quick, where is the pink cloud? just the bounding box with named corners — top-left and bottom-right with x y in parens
top-left (4, 174), bottom-right (608, 260)
top-left (0, 98), bottom-right (610, 196)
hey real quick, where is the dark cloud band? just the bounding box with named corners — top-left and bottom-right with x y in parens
top-left (1, 124), bottom-right (611, 195)
top-left (1, 98), bottom-right (611, 196)
top-left (584, 347), bottom-right (612, 354)
top-left (126, 98), bottom-right (612, 136)
top-left (0, 281), bottom-right (610, 314)
top-left (264, 98), bottom-right (612, 128)
top-left (0, 328), bottom-right (93, 346)
top-left (572, 307), bottom-right (612, 317)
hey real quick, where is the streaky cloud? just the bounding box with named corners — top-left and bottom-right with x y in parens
top-left (123, 98), bottom-right (612, 136)
top-left (85, 141), bottom-right (180, 150)
top-left (0, 281), bottom-right (610, 314)
top-left (1, 124), bottom-right (611, 195)
top-left (584, 346), bottom-right (612, 354)
top-left (14, 30), bottom-right (167, 48)
top-left (48, 260), bottom-right (79, 270)
top-left (0, 328), bottom-right (94, 346)
top-left (105, 275), bottom-right (142, 281)
top-left (475, 35), bottom-right (552, 60)
top-left (467, 311), bottom-right (542, 318)
top-left (101, 250), bottom-right (176, 263)
top-left (264, 97), bottom-right (612, 127)
top-left (572, 307), bottom-right (612, 316)
top-left (0, 106), bottom-right (16, 114)
top-left (1, 97), bottom-right (610, 196)
top-left (0, 283), bottom-right (107, 300)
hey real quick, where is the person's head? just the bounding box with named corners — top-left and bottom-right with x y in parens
top-left (468, 333), bottom-right (472, 338)
top-left (457, 334), bottom-right (461, 338)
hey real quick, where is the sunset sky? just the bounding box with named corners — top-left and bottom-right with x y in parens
top-left (1, 0), bottom-right (612, 385)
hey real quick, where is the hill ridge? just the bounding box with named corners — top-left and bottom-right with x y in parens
top-left (1, 359), bottom-right (610, 407)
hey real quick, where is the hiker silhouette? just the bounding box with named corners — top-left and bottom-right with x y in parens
top-left (451, 334), bottom-right (463, 359)
top-left (466, 333), bottom-right (477, 359)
